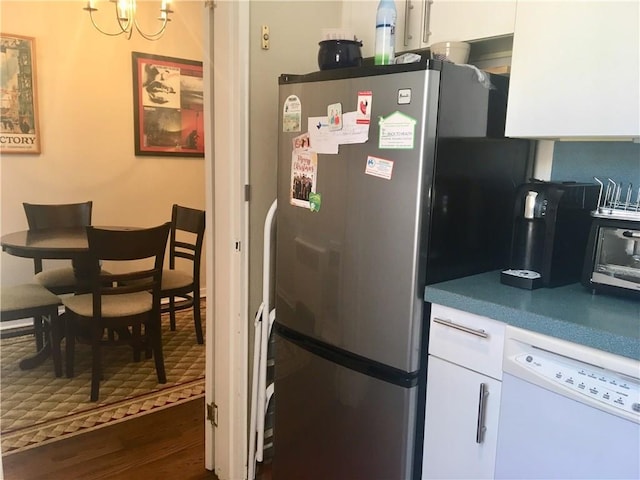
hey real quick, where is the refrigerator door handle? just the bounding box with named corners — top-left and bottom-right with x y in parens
top-left (432, 317), bottom-right (488, 339)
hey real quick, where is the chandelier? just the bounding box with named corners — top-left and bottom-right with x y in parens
top-left (84, 1), bottom-right (173, 41)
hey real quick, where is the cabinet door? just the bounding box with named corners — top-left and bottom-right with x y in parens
top-left (505, 1), bottom-right (640, 139)
top-left (422, 356), bottom-right (502, 479)
top-left (425, 0), bottom-right (516, 47)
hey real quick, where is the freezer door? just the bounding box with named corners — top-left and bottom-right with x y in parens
top-left (273, 332), bottom-right (418, 480)
top-left (276, 69), bottom-right (438, 373)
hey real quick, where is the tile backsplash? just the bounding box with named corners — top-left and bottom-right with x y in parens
top-left (550, 142), bottom-right (640, 187)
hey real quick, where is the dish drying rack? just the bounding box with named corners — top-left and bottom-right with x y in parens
top-left (592, 177), bottom-right (640, 221)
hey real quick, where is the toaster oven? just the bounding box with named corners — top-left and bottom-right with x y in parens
top-left (581, 179), bottom-right (640, 298)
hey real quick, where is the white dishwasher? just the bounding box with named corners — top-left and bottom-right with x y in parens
top-left (495, 326), bottom-right (640, 479)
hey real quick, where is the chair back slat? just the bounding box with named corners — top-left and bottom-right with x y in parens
top-left (23, 201), bottom-right (92, 230)
top-left (173, 205), bottom-right (206, 234)
top-left (97, 268), bottom-right (158, 296)
top-left (23, 201), bottom-right (93, 277)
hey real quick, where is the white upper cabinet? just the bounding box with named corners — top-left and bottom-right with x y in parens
top-left (341, 1), bottom-right (516, 58)
top-left (505, 1), bottom-right (640, 139)
top-left (422, 0), bottom-right (517, 47)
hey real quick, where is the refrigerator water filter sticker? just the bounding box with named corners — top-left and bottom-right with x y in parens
top-left (365, 155), bottom-right (394, 180)
top-left (378, 111), bottom-right (416, 149)
top-left (283, 95), bottom-right (302, 132)
top-left (290, 149), bottom-right (318, 208)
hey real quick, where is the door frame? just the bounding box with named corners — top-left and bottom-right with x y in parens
top-left (204, 1), bottom-right (250, 479)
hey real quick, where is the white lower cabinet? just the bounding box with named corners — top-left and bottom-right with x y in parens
top-left (422, 356), bottom-right (502, 479)
top-left (422, 304), bottom-right (505, 479)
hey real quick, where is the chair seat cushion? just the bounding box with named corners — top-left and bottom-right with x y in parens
top-left (162, 269), bottom-right (193, 291)
top-left (62, 292), bottom-right (153, 318)
top-left (34, 267), bottom-right (77, 289)
top-left (1, 283), bottom-right (61, 316)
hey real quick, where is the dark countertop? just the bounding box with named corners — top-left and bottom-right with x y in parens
top-left (424, 271), bottom-right (640, 360)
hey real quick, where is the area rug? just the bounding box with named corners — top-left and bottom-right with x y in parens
top-left (0, 304), bottom-right (206, 455)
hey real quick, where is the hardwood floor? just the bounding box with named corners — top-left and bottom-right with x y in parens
top-left (2, 397), bottom-right (273, 480)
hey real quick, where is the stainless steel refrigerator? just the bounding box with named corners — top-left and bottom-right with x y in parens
top-left (272, 59), bottom-right (532, 479)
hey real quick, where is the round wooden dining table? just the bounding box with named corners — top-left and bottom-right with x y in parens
top-left (2, 226), bottom-right (90, 259)
top-left (1, 226), bottom-right (138, 275)
top-left (2, 226), bottom-right (140, 251)
top-left (1, 226), bottom-right (106, 290)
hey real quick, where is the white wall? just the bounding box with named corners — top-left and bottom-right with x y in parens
top-left (0, 0), bottom-right (206, 287)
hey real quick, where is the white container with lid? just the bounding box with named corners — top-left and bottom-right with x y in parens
top-left (430, 41), bottom-right (470, 64)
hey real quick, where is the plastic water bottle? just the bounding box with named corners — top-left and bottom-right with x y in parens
top-left (374, 0), bottom-right (397, 65)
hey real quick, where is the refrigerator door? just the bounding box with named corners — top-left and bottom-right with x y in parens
top-left (273, 330), bottom-right (418, 480)
top-left (276, 68), bottom-right (439, 374)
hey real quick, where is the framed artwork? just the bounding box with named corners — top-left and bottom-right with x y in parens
top-left (132, 52), bottom-right (204, 157)
top-left (0, 33), bottom-right (40, 154)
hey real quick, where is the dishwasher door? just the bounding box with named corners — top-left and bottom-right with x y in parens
top-left (495, 326), bottom-right (640, 480)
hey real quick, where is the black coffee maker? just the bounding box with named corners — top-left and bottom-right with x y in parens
top-left (501, 180), bottom-right (599, 289)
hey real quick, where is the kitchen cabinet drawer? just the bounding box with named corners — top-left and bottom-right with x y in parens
top-left (428, 304), bottom-right (505, 380)
top-left (505, 1), bottom-right (640, 139)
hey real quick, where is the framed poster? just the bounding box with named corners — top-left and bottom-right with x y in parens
top-left (0, 33), bottom-right (40, 154)
top-left (132, 52), bottom-right (204, 157)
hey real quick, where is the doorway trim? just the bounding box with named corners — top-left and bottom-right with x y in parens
top-left (205, 1), bottom-right (250, 479)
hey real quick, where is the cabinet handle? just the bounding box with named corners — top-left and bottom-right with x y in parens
top-left (404, 0), bottom-right (414, 46)
top-left (422, 0), bottom-right (433, 44)
top-left (476, 383), bottom-right (489, 444)
top-left (432, 317), bottom-right (488, 338)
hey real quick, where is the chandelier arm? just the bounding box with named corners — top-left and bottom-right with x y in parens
top-left (118, 0), bottom-right (135, 38)
top-left (86, 8), bottom-right (128, 37)
top-left (133, 17), bottom-right (169, 41)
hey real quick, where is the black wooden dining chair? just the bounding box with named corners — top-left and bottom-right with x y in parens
top-left (23, 201), bottom-right (93, 295)
top-left (161, 204), bottom-right (206, 344)
top-left (0, 283), bottom-right (64, 377)
top-left (62, 223), bottom-right (170, 402)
